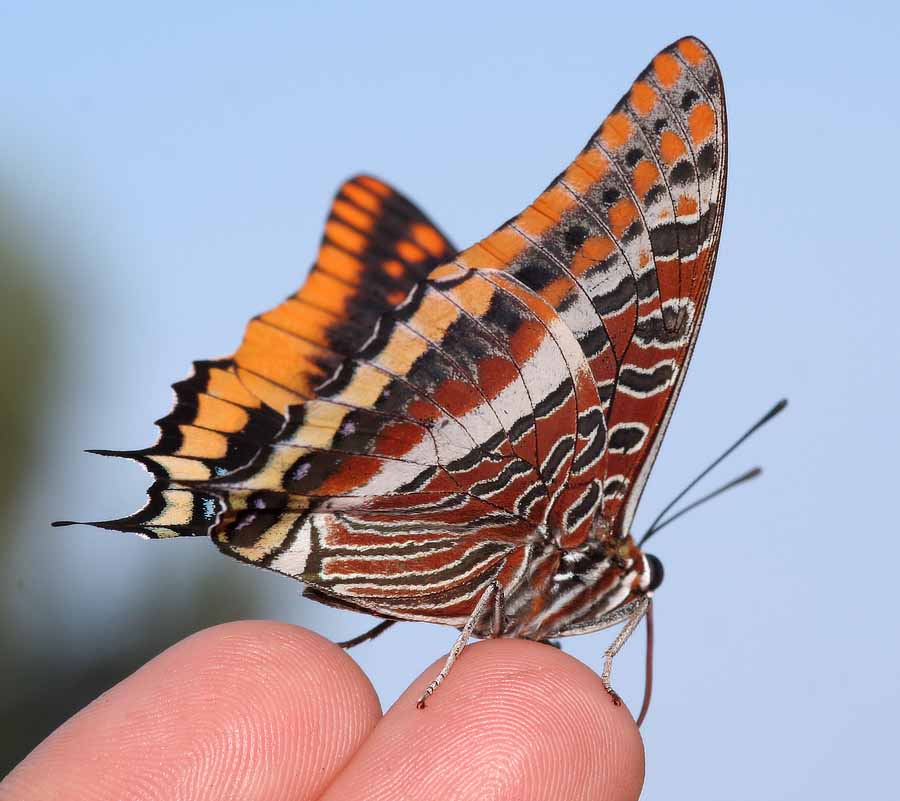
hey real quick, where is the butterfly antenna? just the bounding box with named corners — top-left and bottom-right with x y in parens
top-left (640, 467), bottom-right (762, 545)
top-left (639, 398), bottom-right (787, 546)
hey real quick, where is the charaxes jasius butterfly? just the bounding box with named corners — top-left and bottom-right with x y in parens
top-left (58, 36), bottom-right (727, 716)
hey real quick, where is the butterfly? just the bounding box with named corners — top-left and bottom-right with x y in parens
top-left (57, 36), bottom-right (727, 714)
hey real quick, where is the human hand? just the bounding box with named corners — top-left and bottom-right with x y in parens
top-left (0, 621), bottom-right (644, 800)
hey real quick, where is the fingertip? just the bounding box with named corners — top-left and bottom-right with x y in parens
top-left (321, 638), bottom-right (644, 801)
top-left (2, 620), bottom-right (381, 801)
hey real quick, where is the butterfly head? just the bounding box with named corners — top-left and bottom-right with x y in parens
top-left (604, 532), bottom-right (664, 597)
top-left (642, 552), bottom-right (664, 594)
top-left (622, 543), bottom-right (664, 598)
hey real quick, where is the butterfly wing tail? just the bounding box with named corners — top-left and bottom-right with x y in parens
top-left (53, 358), bottom-right (282, 537)
top-left (53, 481), bottom-right (221, 539)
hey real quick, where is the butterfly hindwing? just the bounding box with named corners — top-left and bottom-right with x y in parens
top-left (235, 174), bottom-right (457, 410)
top-left (59, 176), bottom-right (456, 538)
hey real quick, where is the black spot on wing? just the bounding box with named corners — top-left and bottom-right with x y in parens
top-left (619, 363), bottom-right (674, 396)
top-left (608, 425), bottom-right (646, 454)
top-left (680, 89), bottom-right (699, 110)
top-left (565, 225), bottom-right (588, 249)
top-left (564, 481), bottom-right (601, 529)
top-left (541, 435), bottom-right (575, 481)
top-left (697, 143), bottom-right (718, 178)
top-left (533, 379), bottom-right (574, 420)
top-left (670, 160), bottom-right (696, 186)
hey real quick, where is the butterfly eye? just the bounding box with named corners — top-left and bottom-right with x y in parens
top-left (645, 553), bottom-right (664, 592)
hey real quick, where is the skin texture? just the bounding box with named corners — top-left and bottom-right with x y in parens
top-left (0, 622), bottom-right (644, 801)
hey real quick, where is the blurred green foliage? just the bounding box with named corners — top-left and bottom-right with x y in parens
top-left (0, 198), bottom-right (60, 771)
top-left (0, 194), bottom-right (275, 775)
top-left (0, 204), bottom-right (51, 508)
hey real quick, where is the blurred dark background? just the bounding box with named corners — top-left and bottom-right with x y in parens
top-left (0, 199), bottom-right (279, 771)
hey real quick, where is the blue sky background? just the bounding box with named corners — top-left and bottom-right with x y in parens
top-left (2, 2), bottom-right (898, 798)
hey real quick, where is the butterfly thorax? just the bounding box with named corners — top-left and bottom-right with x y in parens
top-left (489, 527), bottom-right (653, 641)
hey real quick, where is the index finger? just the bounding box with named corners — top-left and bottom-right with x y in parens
top-left (319, 638), bottom-right (644, 801)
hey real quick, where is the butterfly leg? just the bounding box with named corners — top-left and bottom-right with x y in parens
top-left (600, 596), bottom-right (650, 705)
top-left (337, 619), bottom-right (397, 649)
top-left (416, 580), bottom-right (504, 709)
